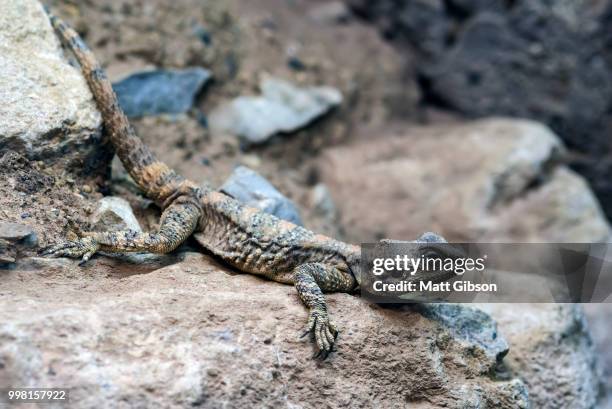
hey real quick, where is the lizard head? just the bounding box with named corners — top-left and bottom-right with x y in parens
top-left (354, 232), bottom-right (466, 299)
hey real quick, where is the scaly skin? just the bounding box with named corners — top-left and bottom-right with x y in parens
top-left (42, 9), bottom-right (455, 358)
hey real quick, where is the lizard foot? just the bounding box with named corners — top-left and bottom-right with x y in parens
top-left (40, 236), bottom-right (99, 266)
top-left (301, 307), bottom-right (338, 359)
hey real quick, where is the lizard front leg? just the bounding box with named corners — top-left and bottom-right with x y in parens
top-left (294, 263), bottom-right (356, 358)
top-left (42, 199), bottom-right (200, 265)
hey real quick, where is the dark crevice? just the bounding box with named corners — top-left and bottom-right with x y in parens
top-left (504, 0), bottom-right (517, 10)
top-left (416, 73), bottom-right (455, 110)
top-left (442, 0), bottom-right (472, 22)
top-left (487, 148), bottom-right (563, 211)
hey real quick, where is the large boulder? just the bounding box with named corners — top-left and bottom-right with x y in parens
top-left (0, 254), bottom-right (528, 408)
top-left (318, 118), bottom-right (608, 406)
top-left (319, 118), bottom-right (611, 243)
top-left (0, 0), bottom-right (111, 177)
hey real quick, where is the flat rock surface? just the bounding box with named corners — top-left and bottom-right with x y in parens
top-left (0, 254), bottom-right (527, 408)
top-left (0, 222), bottom-right (36, 242)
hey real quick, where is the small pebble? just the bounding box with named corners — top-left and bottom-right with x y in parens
top-left (241, 154), bottom-right (261, 169)
top-left (287, 56), bottom-right (306, 71)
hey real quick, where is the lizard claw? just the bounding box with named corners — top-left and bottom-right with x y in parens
top-left (41, 237), bottom-right (99, 265)
top-left (303, 308), bottom-right (338, 359)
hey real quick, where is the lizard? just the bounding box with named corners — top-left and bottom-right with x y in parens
top-left (42, 9), bottom-right (459, 358)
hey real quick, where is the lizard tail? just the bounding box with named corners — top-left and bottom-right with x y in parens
top-left (46, 10), bottom-right (192, 207)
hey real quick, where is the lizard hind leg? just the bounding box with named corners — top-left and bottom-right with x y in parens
top-left (294, 263), bottom-right (356, 359)
top-left (41, 199), bottom-right (201, 264)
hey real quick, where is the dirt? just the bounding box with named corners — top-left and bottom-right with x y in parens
top-left (36, 0), bottom-right (420, 242)
top-left (0, 151), bottom-right (102, 253)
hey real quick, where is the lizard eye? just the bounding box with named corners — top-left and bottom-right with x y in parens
top-left (423, 250), bottom-right (442, 259)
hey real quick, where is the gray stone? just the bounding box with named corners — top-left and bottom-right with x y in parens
top-left (584, 304), bottom-right (612, 408)
top-left (220, 166), bottom-right (303, 225)
top-left (0, 222), bottom-right (37, 246)
top-left (416, 303), bottom-right (509, 362)
top-left (91, 197), bottom-right (142, 233)
top-left (0, 239), bottom-right (15, 265)
top-left (0, 0), bottom-right (110, 176)
top-left (480, 304), bottom-right (602, 409)
top-left (209, 76), bottom-right (342, 144)
top-left (113, 68), bottom-right (212, 117)
top-left (0, 223), bottom-right (37, 266)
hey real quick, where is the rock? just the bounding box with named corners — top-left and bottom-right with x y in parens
top-left (480, 304), bottom-right (601, 409)
top-left (311, 183), bottom-right (337, 221)
top-left (220, 166), bottom-right (303, 225)
top-left (308, 2), bottom-right (352, 24)
top-left (10, 256), bottom-right (75, 272)
top-left (584, 304), bottom-right (612, 408)
top-left (318, 118), bottom-right (611, 242)
top-left (112, 68), bottom-right (211, 118)
top-left (415, 303), bottom-right (508, 362)
top-left (0, 239), bottom-right (16, 265)
top-left (0, 222), bottom-right (37, 246)
top-left (0, 254), bottom-right (530, 407)
top-left (318, 118), bottom-right (606, 406)
top-left (347, 0), bottom-right (612, 219)
top-left (91, 197), bottom-right (142, 233)
top-left (0, 0), bottom-right (110, 177)
top-left (0, 223), bottom-right (37, 266)
top-left (209, 76), bottom-right (342, 144)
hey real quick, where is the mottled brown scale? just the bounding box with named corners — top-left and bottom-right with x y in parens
top-left (45, 9), bottom-right (441, 358)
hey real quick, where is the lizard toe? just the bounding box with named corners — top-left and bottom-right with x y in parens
top-left (305, 308), bottom-right (337, 359)
top-left (40, 242), bottom-right (78, 257)
top-left (41, 237), bottom-right (99, 262)
top-left (316, 322), bottom-right (330, 352)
